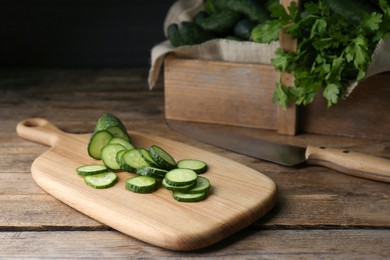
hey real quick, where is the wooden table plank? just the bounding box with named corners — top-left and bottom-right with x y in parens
top-left (0, 230), bottom-right (389, 258)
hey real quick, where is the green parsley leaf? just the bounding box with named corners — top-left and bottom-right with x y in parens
top-left (310, 18), bottom-right (327, 38)
top-left (379, 0), bottom-right (390, 17)
top-left (251, 21), bottom-right (282, 43)
top-left (364, 12), bottom-right (383, 31)
top-left (272, 82), bottom-right (289, 110)
top-left (323, 83), bottom-right (340, 107)
top-left (268, 0), bottom-right (390, 108)
top-left (326, 57), bottom-right (344, 82)
top-left (271, 49), bottom-right (294, 72)
top-left (269, 2), bottom-right (290, 21)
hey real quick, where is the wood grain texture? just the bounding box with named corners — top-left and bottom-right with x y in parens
top-left (16, 118), bottom-right (277, 251)
top-left (300, 73), bottom-right (390, 140)
top-left (164, 57), bottom-right (390, 140)
top-left (164, 55), bottom-right (279, 130)
top-left (305, 145), bottom-right (390, 183)
top-left (277, 0), bottom-right (299, 135)
top-left (1, 230), bottom-right (389, 259)
top-left (1, 68), bottom-right (390, 258)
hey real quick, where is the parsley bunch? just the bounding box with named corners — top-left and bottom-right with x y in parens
top-left (252, 0), bottom-right (390, 109)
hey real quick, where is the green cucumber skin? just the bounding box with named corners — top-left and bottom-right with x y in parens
top-left (323, 0), bottom-right (377, 24)
top-left (87, 130), bottom-right (114, 160)
top-left (172, 191), bottom-right (208, 202)
top-left (76, 164), bottom-right (108, 176)
top-left (213, 0), bottom-right (269, 23)
top-left (108, 137), bottom-right (134, 150)
top-left (195, 10), bottom-right (240, 35)
top-left (164, 169), bottom-right (198, 187)
top-left (149, 145), bottom-right (177, 170)
top-left (179, 22), bottom-right (215, 46)
top-left (106, 126), bottom-right (130, 143)
top-left (138, 148), bottom-right (160, 168)
top-left (120, 154), bottom-right (137, 173)
top-left (94, 113), bottom-right (131, 142)
top-left (167, 22), bottom-right (215, 47)
top-left (136, 167), bottom-right (167, 179)
top-left (167, 23), bottom-right (183, 47)
top-left (186, 176), bottom-right (211, 194)
top-left (125, 176), bottom-right (157, 193)
top-left (115, 150), bottom-right (128, 171)
top-left (233, 19), bottom-right (257, 40)
top-left (162, 178), bottom-right (197, 192)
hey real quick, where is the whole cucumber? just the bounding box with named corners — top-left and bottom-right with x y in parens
top-left (213, 0), bottom-right (269, 23)
top-left (167, 24), bottom-right (183, 47)
top-left (323, 0), bottom-right (377, 24)
top-left (178, 22), bottom-right (215, 46)
top-left (195, 9), bottom-right (240, 35)
top-left (233, 19), bottom-right (257, 40)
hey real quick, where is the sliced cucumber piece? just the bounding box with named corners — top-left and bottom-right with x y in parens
top-left (138, 148), bottom-right (160, 168)
top-left (186, 176), bottom-right (211, 194)
top-left (122, 149), bottom-right (150, 173)
top-left (87, 130), bottom-right (114, 159)
top-left (164, 168), bottom-right (198, 186)
top-left (136, 166), bottom-right (167, 179)
top-left (177, 159), bottom-right (208, 174)
top-left (107, 126), bottom-right (130, 142)
top-left (76, 164), bottom-right (108, 176)
top-left (162, 178), bottom-right (196, 192)
top-left (108, 137), bottom-right (135, 150)
top-left (149, 145), bottom-right (176, 170)
top-left (84, 172), bottom-right (118, 189)
top-left (172, 191), bottom-right (207, 202)
top-left (115, 149), bottom-right (127, 170)
top-left (101, 144), bottom-right (127, 170)
top-left (126, 176), bottom-right (157, 193)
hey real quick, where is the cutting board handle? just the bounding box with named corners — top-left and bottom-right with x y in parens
top-left (16, 118), bottom-right (63, 147)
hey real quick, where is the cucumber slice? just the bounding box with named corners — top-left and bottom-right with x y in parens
top-left (108, 137), bottom-right (135, 150)
top-left (101, 144), bottom-right (127, 170)
top-left (107, 126), bottom-right (130, 142)
top-left (115, 149), bottom-right (127, 170)
top-left (84, 172), bottom-right (118, 189)
top-left (87, 130), bottom-right (114, 159)
top-left (149, 145), bottom-right (176, 170)
top-left (186, 176), bottom-right (211, 194)
top-left (164, 168), bottom-right (198, 186)
top-left (136, 166), bottom-right (167, 179)
top-left (138, 148), bottom-right (160, 168)
top-left (94, 113), bottom-right (130, 142)
top-left (177, 159), bottom-right (208, 174)
top-left (162, 178), bottom-right (196, 192)
top-left (76, 164), bottom-right (108, 176)
top-left (122, 149), bottom-right (150, 173)
top-left (172, 191), bottom-right (207, 202)
top-left (126, 176), bottom-right (157, 193)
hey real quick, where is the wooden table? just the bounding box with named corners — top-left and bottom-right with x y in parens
top-left (1, 68), bottom-right (389, 259)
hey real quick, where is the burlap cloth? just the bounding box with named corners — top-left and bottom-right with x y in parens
top-left (148, 0), bottom-right (390, 94)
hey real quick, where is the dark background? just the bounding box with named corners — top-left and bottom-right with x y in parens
top-left (0, 0), bottom-right (175, 68)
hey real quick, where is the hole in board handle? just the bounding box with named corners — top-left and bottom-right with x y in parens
top-left (22, 118), bottom-right (48, 128)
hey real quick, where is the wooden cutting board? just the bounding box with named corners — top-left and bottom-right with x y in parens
top-left (16, 118), bottom-right (278, 251)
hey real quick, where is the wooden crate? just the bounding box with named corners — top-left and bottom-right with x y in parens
top-left (164, 55), bottom-right (390, 140)
top-left (163, 0), bottom-right (390, 141)
top-left (164, 55), bottom-right (279, 130)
